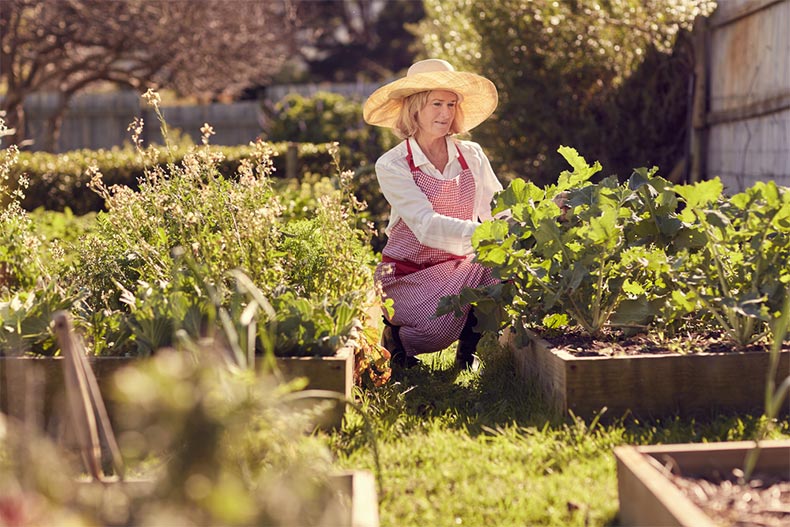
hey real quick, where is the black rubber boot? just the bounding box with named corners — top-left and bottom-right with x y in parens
top-left (381, 318), bottom-right (418, 369)
top-left (455, 309), bottom-right (482, 371)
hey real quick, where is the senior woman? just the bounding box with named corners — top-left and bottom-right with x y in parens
top-left (363, 58), bottom-right (503, 371)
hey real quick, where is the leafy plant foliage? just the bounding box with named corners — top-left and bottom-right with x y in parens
top-left (443, 146), bottom-right (790, 351)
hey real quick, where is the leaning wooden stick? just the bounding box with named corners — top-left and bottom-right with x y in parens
top-left (53, 311), bottom-right (124, 481)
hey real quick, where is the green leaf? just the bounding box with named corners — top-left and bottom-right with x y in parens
top-left (542, 313), bottom-right (569, 329)
top-left (472, 219), bottom-right (509, 247)
top-left (587, 207), bottom-right (619, 247)
top-left (532, 218), bottom-right (564, 258)
top-left (557, 146), bottom-right (602, 188)
top-left (622, 279), bottom-right (645, 296)
top-left (674, 178), bottom-right (723, 208)
top-left (671, 289), bottom-right (697, 312)
top-left (493, 178), bottom-right (543, 212)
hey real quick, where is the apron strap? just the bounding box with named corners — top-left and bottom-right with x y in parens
top-left (406, 139), bottom-right (470, 172)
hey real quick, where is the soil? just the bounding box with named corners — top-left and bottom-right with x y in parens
top-left (670, 470), bottom-right (790, 527)
top-left (535, 327), bottom-right (790, 357)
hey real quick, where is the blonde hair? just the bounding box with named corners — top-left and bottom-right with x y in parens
top-left (392, 91), bottom-right (467, 139)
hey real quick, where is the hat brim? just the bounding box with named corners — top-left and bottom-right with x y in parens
top-left (363, 70), bottom-right (498, 132)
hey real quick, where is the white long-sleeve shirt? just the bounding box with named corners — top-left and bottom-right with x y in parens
top-left (375, 136), bottom-right (503, 256)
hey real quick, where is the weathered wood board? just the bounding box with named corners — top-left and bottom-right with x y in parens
top-left (0, 348), bottom-right (355, 430)
top-left (500, 327), bottom-right (790, 419)
top-left (614, 440), bottom-right (790, 527)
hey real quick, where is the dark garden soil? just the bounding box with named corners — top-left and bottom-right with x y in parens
top-left (537, 327), bottom-right (790, 357)
top-left (670, 470), bottom-right (790, 527)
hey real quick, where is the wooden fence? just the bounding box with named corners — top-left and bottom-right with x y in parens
top-left (12, 81), bottom-right (381, 153)
top-left (692, 0), bottom-right (790, 191)
top-left (20, 91), bottom-right (264, 153)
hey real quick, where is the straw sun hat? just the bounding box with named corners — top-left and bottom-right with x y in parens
top-left (363, 59), bottom-right (498, 132)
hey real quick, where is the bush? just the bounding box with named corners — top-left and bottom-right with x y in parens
top-left (266, 92), bottom-right (398, 251)
top-left (67, 96), bottom-right (378, 358)
top-left (416, 0), bottom-right (714, 186)
top-left (0, 120), bottom-right (75, 355)
top-left (11, 142), bottom-right (338, 215)
top-left (443, 147), bottom-right (790, 351)
top-left (266, 91), bottom-right (397, 169)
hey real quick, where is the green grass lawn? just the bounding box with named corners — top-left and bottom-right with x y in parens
top-left (328, 336), bottom-right (790, 527)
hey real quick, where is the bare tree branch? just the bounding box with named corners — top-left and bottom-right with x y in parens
top-left (0, 0), bottom-right (299, 148)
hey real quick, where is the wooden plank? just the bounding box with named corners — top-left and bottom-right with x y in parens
top-left (1, 349), bottom-right (356, 430)
top-left (637, 440), bottom-right (790, 476)
top-left (271, 347), bottom-right (355, 429)
top-left (615, 445), bottom-right (717, 527)
top-left (708, 109), bottom-right (790, 192)
top-left (707, 92), bottom-right (790, 125)
top-left (275, 346), bottom-right (353, 398)
top-left (710, 0), bottom-right (786, 28)
top-left (615, 441), bottom-right (790, 527)
top-left (342, 470), bottom-right (381, 527)
top-left (505, 326), bottom-right (567, 415)
top-left (501, 329), bottom-right (790, 419)
top-left (0, 356), bottom-right (136, 436)
top-left (72, 470), bottom-right (380, 527)
top-left (689, 16), bottom-right (709, 184)
top-left (707, 1), bottom-right (788, 114)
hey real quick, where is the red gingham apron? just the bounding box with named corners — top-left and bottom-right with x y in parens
top-left (375, 140), bottom-right (497, 356)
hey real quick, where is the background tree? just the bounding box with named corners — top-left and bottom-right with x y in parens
top-left (415, 0), bottom-right (716, 185)
top-left (293, 0), bottom-right (424, 83)
top-left (0, 0), bottom-right (299, 150)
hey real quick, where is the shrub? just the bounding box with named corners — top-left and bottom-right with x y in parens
top-left (0, 119), bottom-right (74, 355)
top-left (266, 91), bottom-right (398, 251)
top-left (442, 147), bottom-right (684, 337)
top-left (671, 179), bottom-right (790, 348)
top-left (266, 91), bottom-right (397, 169)
top-left (11, 142), bottom-right (338, 215)
top-left (68, 92), bottom-right (378, 359)
top-left (416, 0), bottom-right (714, 185)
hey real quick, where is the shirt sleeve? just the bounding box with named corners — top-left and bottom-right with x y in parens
top-left (466, 142), bottom-right (504, 222)
top-left (376, 153), bottom-right (479, 256)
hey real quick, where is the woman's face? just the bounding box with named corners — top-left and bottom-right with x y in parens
top-left (416, 90), bottom-right (458, 140)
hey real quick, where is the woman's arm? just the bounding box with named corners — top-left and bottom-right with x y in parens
top-left (376, 154), bottom-right (479, 256)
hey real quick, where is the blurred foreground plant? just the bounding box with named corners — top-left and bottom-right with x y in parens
top-left (743, 288), bottom-right (790, 480)
top-left (0, 347), bottom-right (352, 526)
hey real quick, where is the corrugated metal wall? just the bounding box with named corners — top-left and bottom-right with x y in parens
top-left (703, 0), bottom-right (790, 191)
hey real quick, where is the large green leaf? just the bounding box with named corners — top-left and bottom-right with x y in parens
top-left (556, 146), bottom-right (602, 188)
top-left (673, 178), bottom-right (723, 209)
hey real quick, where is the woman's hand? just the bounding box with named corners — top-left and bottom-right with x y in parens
top-left (553, 191), bottom-right (571, 222)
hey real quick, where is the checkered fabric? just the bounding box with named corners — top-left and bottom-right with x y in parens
top-left (376, 146), bottom-right (497, 355)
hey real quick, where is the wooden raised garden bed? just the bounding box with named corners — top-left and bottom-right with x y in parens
top-left (0, 355), bottom-right (135, 431)
top-left (72, 469), bottom-right (380, 527)
top-left (499, 325), bottom-right (790, 420)
top-left (273, 346), bottom-right (355, 428)
top-left (614, 440), bottom-right (790, 527)
top-left (0, 347), bottom-right (355, 430)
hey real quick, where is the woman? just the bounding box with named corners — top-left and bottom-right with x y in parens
top-left (363, 59), bottom-right (503, 370)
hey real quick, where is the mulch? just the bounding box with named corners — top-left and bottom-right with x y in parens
top-left (671, 470), bottom-right (790, 526)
